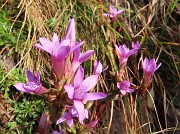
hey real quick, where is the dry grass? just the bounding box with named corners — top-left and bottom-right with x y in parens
top-left (1, 0), bottom-right (180, 133)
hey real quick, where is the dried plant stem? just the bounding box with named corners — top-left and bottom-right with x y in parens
top-left (147, 90), bottom-right (164, 134)
top-left (107, 100), bottom-right (114, 134)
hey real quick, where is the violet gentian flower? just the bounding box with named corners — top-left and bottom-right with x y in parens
top-left (94, 60), bottom-right (108, 75)
top-left (64, 66), bottom-right (107, 123)
top-left (34, 19), bottom-right (93, 83)
top-left (14, 69), bottom-right (45, 94)
top-left (117, 80), bottom-right (134, 95)
top-left (34, 18), bottom-right (93, 89)
top-left (56, 109), bottom-right (75, 127)
top-left (115, 41), bottom-right (140, 65)
top-left (72, 45), bottom-right (94, 72)
top-left (103, 5), bottom-right (124, 21)
top-left (142, 58), bottom-right (161, 88)
top-left (35, 33), bottom-right (83, 79)
top-left (56, 106), bottom-right (88, 127)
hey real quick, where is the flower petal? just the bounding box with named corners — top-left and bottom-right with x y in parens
top-left (147, 58), bottom-right (156, 73)
top-left (120, 90), bottom-right (127, 95)
top-left (117, 10), bottom-right (124, 14)
top-left (36, 71), bottom-right (41, 84)
top-left (56, 112), bottom-right (67, 125)
top-left (39, 37), bottom-right (54, 51)
top-left (34, 43), bottom-right (52, 54)
top-left (110, 5), bottom-right (117, 14)
top-left (53, 39), bottom-right (71, 58)
top-left (122, 80), bottom-right (130, 87)
top-left (52, 33), bottom-right (59, 44)
top-left (132, 41), bottom-right (140, 49)
top-left (74, 66), bottom-right (84, 89)
top-left (14, 83), bottom-right (30, 93)
top-left (119, 45), bottom-right (127, 56)
top-left (70, 41), bottom-right (85, 53)
top-left (142, 58), bottom-right (149, 70)
top-left (65, 18), bottom-right (76, 47)
top-left (72, 60), bottom-right (81, 72)
top-left (83, 92), bottom-right (107, 101)
top-left (52, 33), bottom-right (60, 48)
top-left (64, 84), bottom-right (74, 99)
top-left (126, 88), bottom-right (135, 93)
top-left (117, 82), bottom-right (121, 89)
top-left (155, 62), bottom-right (162, 71)
top-left (26, 69), bottom-right (36, 82)
top-left (85, 109), bottom-right (89, 119)
top-left (94, 60), bottom-right (102, 75)
top-left (81, 75), bottom-right (99, 92)
top-left (54, 46), bottom-right (71, 59)
top-left (79, 50), bottom-right (94, 63)
top-left (73, 43), bottom-right (81, 61)
top-left (66, 118), bottom-right (74, 127)
top-left (73, 100), bottom-right (86, 124)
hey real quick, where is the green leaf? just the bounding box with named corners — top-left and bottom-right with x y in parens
top-left (6, 122), bottom-right (17, 130)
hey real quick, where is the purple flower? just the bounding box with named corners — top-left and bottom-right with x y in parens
top-left (117, 80), bottom-right (134, 95)
top-left (93, 60), bottom-right (108, 75)
top-left (35, 33), bottom-right (72, 59)
top-left (72, 44), bottom-right (94, 72)
top-left (103, 5), bottom-right (124, 21)
top-left (56, 109), bottom-right (75, 127)
top-left (14, 69), bottom-right (45, 94)
top-left (64, 66), bottom-right (107, 123)
top-left (115, 41), bottom-right (140, 65)
top-left (35, 18), bottom-right (80, 58)
top-left (142, 58), bottom-right (161, 88)
top-left (34, 18), bottom-right (89, 82)
top-left (56, 106), bottom-right (88, 127)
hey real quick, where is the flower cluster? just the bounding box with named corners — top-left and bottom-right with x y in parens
top-left (103, 5), bottom-right (124, 21)
top-left (13, 4), bottom-right (162, 133)
top-left (14, 18), bottom-right (107, 133)
top-left (35, 19), bottom-right (94, 90)
top-left (115, 41), bottom-right (140, 65)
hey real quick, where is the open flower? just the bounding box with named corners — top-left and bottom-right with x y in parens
top-left (72, 44), bottom-right (94, 72)
top-left (35, 32), bottom-right (83, 79)
top-left (103, 5), bottom-right (124, 21)
top-left (64, 66), bottom-right (107, 123)
top-left (56, 108), bottom-right (76, 127)
top-left (35, 33), bottom-right (71, 59)
top-left (35, 18), bottom-right (79, 58)
top-left (117, 80), bottom-right (134, 95)
top-left (56, 106), bottom-right (88, 127)
top-left (34, 19), bottom-right (92, 84)
top-left (93, 60), bottom-right (108, 75)
top-left (142, 58), bottom-right (161, 88)
top-left (14, 69), bottom-right (45, 94)
top-left (115, 41), bottom-right (140, 65)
